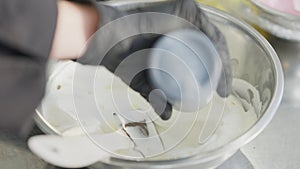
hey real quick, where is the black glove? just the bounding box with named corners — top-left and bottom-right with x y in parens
top-left (77, 0), bottom-right (232, 120)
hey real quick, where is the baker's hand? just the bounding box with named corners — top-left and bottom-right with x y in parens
top-left (77, 0), bottom-right (232, 120)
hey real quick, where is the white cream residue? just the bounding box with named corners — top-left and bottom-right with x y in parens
top-left (40, 60), bottom-right (259, 161)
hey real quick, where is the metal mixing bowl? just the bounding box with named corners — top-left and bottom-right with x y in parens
top-left (35, 0), bottom-right (284, 168)
top-left (222, 0), bottom-right (300, 41)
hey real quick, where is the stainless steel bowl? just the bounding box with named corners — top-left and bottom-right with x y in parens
top-left (222, 0), bottom-right (300, 41)
top-left (35, 1), bottom-right (284, 168)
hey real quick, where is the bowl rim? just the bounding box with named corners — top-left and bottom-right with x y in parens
top-left (34, 1), bottom-right (284, 167)
top-left (186, 3), bottom-right (284, 163)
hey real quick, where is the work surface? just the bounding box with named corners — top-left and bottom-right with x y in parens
top-left (0, 37), bottom-right (299, 169)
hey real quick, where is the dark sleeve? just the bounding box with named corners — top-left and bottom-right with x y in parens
top-left (0, 0), bottom-right (57, 137)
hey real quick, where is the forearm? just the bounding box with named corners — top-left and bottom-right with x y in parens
top-left (50, 1), bottom-right (99, 60)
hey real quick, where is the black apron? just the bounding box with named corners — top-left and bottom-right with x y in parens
top-left (0, 0), bottom-right (57, 137)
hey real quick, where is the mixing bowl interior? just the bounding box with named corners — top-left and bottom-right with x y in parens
top-left (35, 1), bottom-right (283, 169)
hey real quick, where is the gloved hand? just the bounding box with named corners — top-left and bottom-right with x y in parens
top-left (77, 0), bottom-right (232, 120)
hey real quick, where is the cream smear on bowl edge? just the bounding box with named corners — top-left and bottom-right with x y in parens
top-left (40, 60), bottom-right (259, 161)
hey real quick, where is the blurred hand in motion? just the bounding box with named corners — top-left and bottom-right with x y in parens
top-left (56, 0), bottom-right (232, 120)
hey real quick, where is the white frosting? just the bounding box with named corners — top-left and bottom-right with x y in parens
top-left (40, 60), bottom-right (259, 161)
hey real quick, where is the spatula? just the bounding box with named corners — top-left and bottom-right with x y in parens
top-left (28, 111), bottom-right (164, 168)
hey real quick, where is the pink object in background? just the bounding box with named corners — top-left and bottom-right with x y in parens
top-left (257, 0), bottom-right (300, 16)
